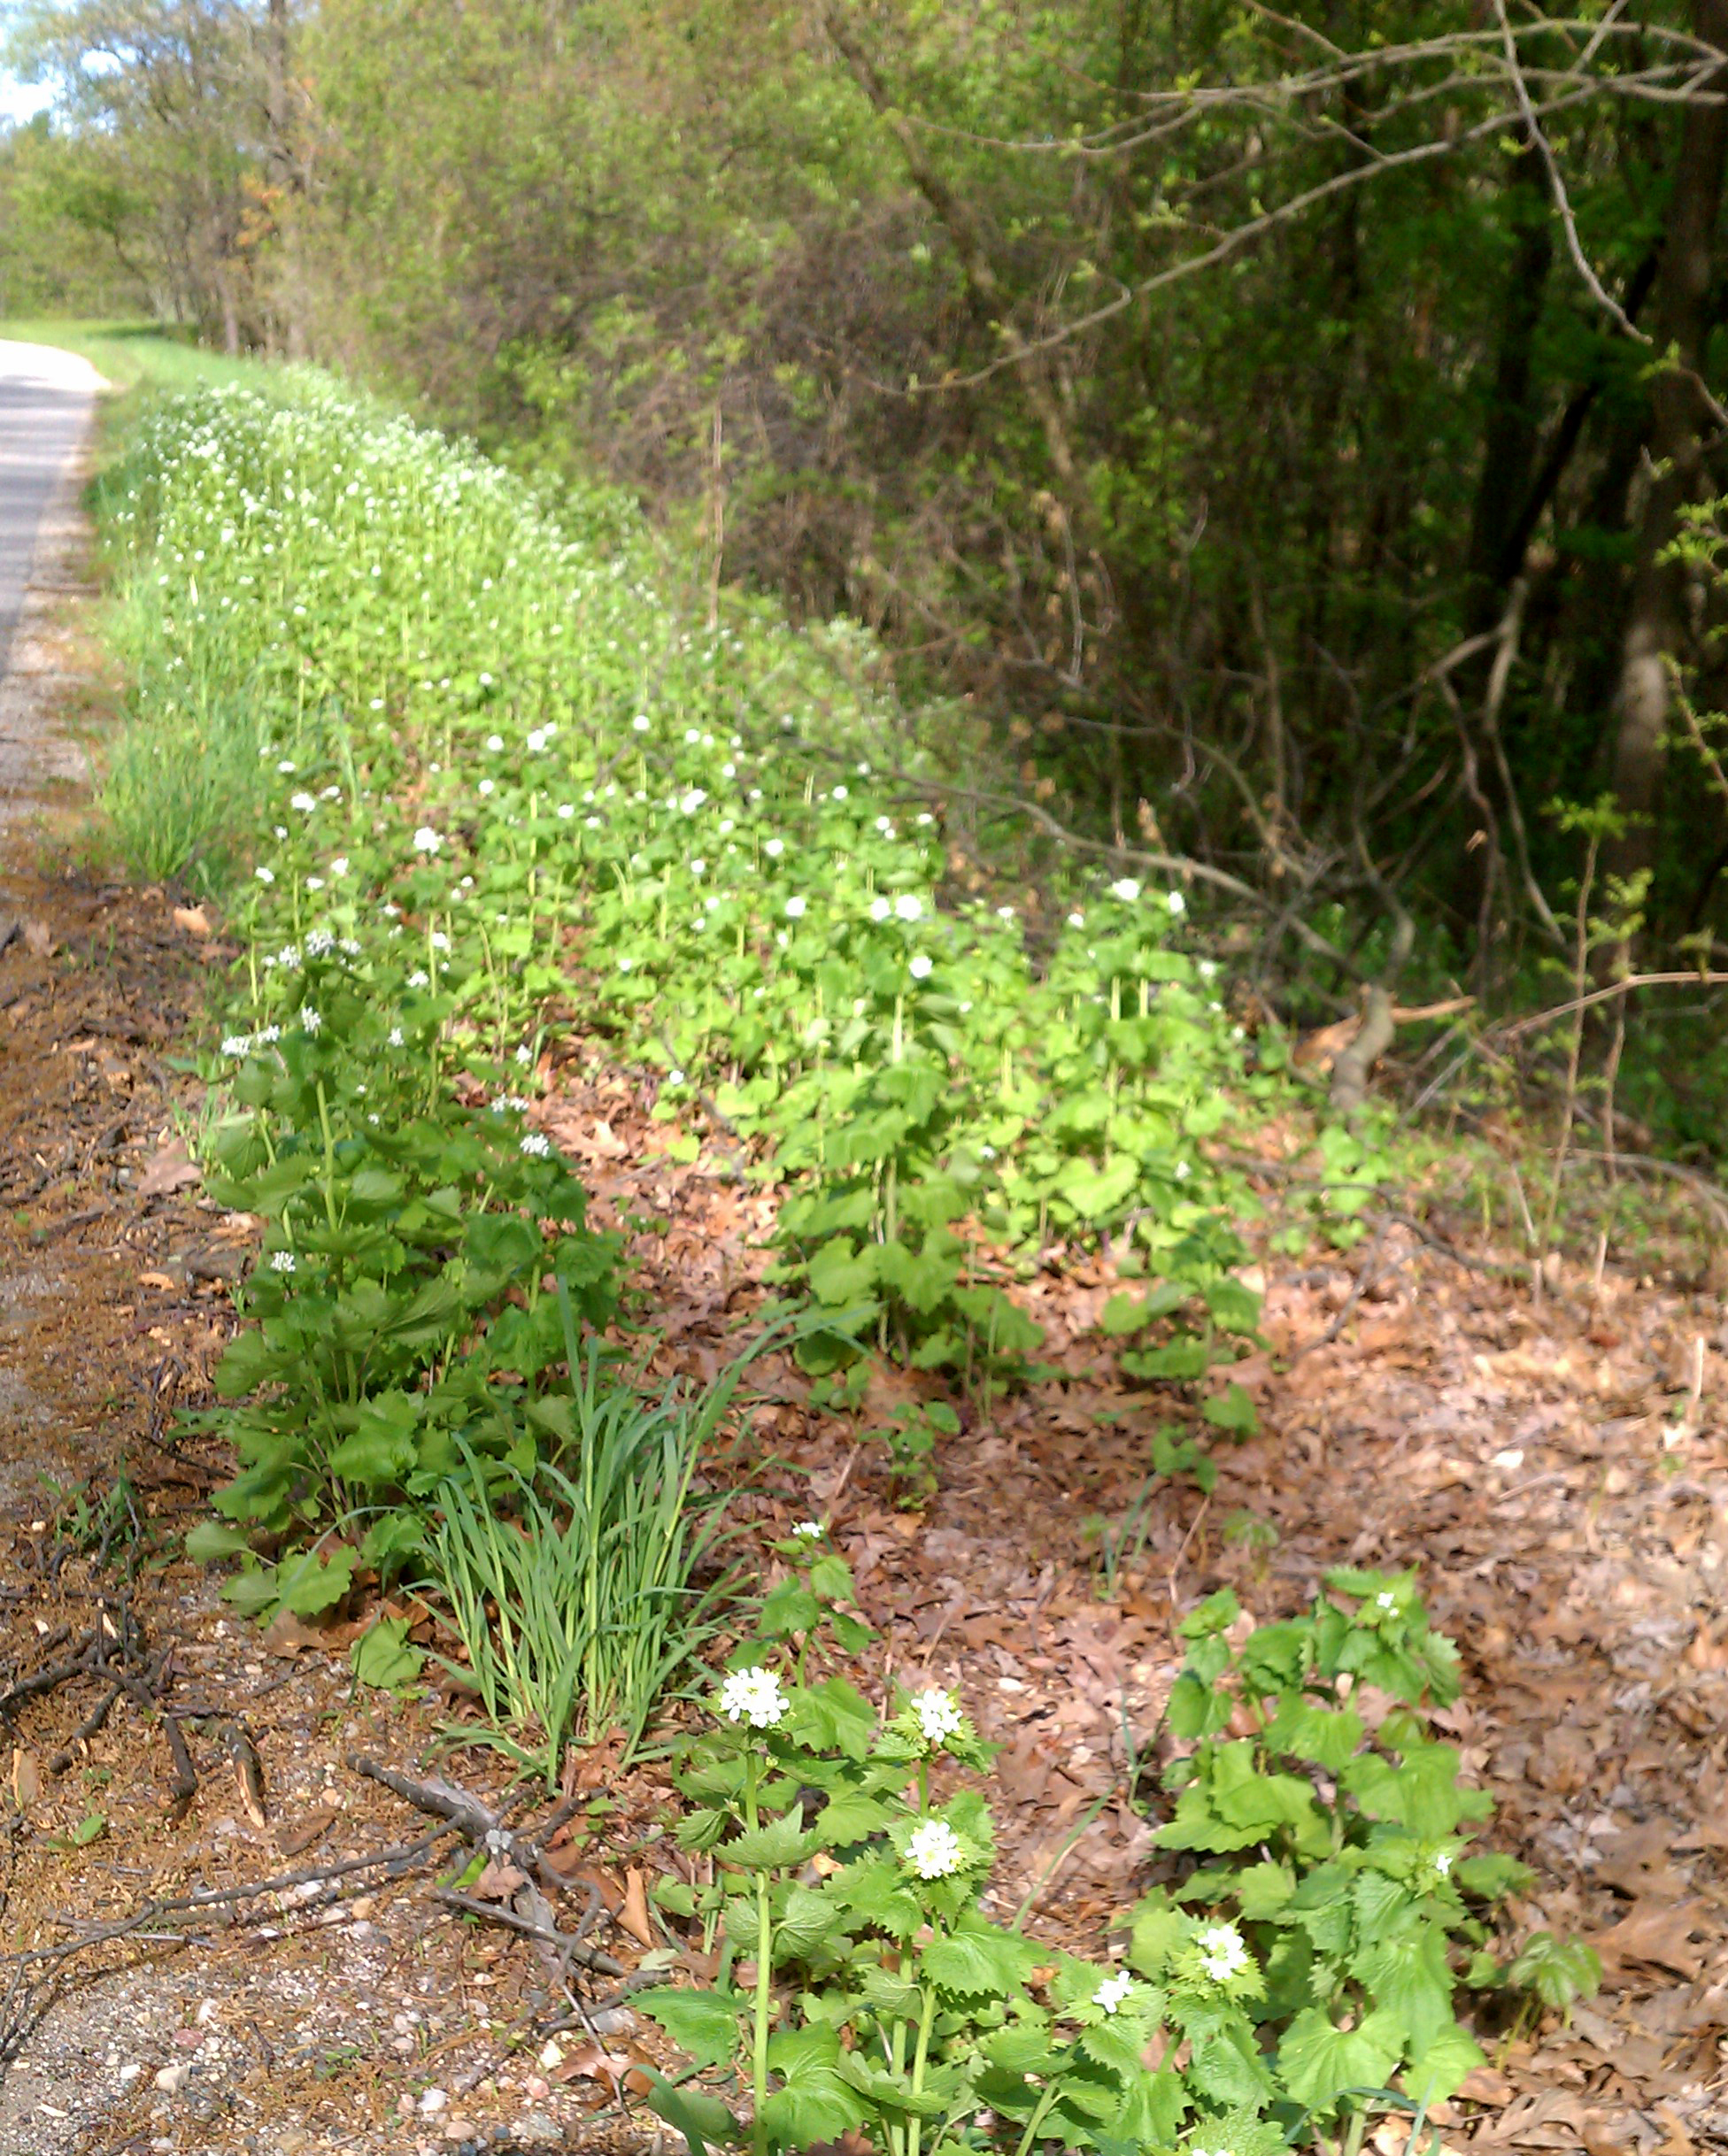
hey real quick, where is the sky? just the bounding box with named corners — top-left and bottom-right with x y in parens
top-left (0, 72), bottom-right (52, 123)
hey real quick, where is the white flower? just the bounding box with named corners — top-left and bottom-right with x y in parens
top-left (1110, 878), bottom-right (1141, 903)
top-left (557, 803), bottom-right (575, 820)
top-left (832, 784), bottom-right (848, 800)
top-left (632, 713), bottom-right (651, 733)
top-left (997, 905), bottom-right (1016, 921)
top-left (300, 1007), bottom-right (322, 1035)
top-left (305, 928), bottom-right (335, 956)
top-left (1175, 1161), bottom-right (1191, 1182)
top-left (388, 1027), bottom-right (405, 1047)
top-left (667, 1068), bottom-right (686, 1085)
top-left (1195, 1923), bottom-right (1249, 1983)
top-left (1434, 1851), bottom-right (1453, 1876)
top-left (269, 1250), bottom-right (296, 1274)
top-left (429, 932), bottom-right (451, 951)
top-left (276, 758), bottom-right (296, 774)
top-left (718, 1666), bottom-right (789, 1729)
top-left (220, 1034), bottom-right (251, 1058)
top-left (1167, 889), bottom-right (1186, 916)
top-left (869, 897), bottom-right (892, 923)
top-left (683, 727), bottom-right (701, 745)
top-left (514, 1044), bottom-right (533, 1066)
top-left (791, 1521), bottom-right (823, 1539)
top-left (909, 954), bottom-right (933, 981)
top-left (274, 945), bottom-right (302, 971)
top-left (413, 827), bottom-right (443, 854)
top-left (256, 1025), bottom-right (281, 1044)
top-left (893, 895), bottom-right (922, 922)
top-left (320, 785), bottom-right (342, 801)
top-left (905, 1820), bottom-right (966, 1881)
top-left (1068, 912), bottom-right (1085, 928)
top-left (1093, 1972), bottom-right (1134, 2015)
top-left (330, 857), bottom-right (350, 877)
top-left (618, 957), bottom-right (633, 973)
top-left (520, 1132), bottom-right (552, 1159)
top-left (913, 1690), bottom-right (964, 1746)
top-left (1377, 1590), bottom-right (1397, 1611)
top-left (255, 866), bottom-right (275, 886)
top-left (679, 789), bottom-right (707, 816)
top-left (289, 790), bottom-right (318, 812)
top-left (765, 838), bottom-right (784, 859)
top-left (486, 733), bottom-right (505, 751)
top-left (478, 779), bottom-right (496, 797)
top-left (785, 897), bottom-right (806, 920)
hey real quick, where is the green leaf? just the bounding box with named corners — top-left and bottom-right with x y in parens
top-left (1354, 1915), bottom-right (1454, 2054)
top-left (70, 1812), bottom-right (106, 1847)
top-left (1402, 2020), bottom-right (1486, 2106)
top-left (185, 1520), bottom-right (252, 1564)
top-left (639, 1986), bottom-right (745, 2070)
top-left (350, 1615), bottom-right (424, 1692)
top-left (721, 1812), bottom-right (816, 1870)
top-left (274, 1543), bottom-right (357, 1617)
top-left (921, 1915), bottom-right (1040, 1998)
top-left (1276, 2006), bottom-right (1404, 2109)
top-left (761, 2027), bottom-right (868, 2144)
top-left (1201, 1382), bottom-right (1258, 1435)
top-left (640, 2072), bottom-right (739, 2155)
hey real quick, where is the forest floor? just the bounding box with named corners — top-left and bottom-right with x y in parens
top-left (1, 486), bottom-right (1726, 2156)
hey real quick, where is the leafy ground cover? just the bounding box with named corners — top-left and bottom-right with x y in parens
top-left (40, 365), bottom-right (1725, 2156)
top-left (99, 372), bottom-right (1334, 1435)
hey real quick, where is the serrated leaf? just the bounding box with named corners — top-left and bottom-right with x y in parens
top-left (1277, 2006), bottom-right (1404, 2109)
top-left (1402, 2020), bottom-right (1486, 2106)
top-left (639, 1986), bottom-right (744, 2070)
top-left (920, 1915), bottom-right (1040, 1998)
top-left (721, 1811), bottom-right (815, 1870)
top-left (186, 1520), bottom-right (252, 1564)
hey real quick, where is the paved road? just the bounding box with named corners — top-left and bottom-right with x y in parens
top-left (0, 341), bottom-right (103, 674)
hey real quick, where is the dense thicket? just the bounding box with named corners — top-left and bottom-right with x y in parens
top-left (8, 1), bottom-right (1728, 1097)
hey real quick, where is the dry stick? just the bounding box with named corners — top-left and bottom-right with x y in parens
top-left (347, 1752), bottom-right (628, 1978)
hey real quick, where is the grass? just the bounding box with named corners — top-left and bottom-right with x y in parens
top-left (428, 1305), bottom-right (745, 1783)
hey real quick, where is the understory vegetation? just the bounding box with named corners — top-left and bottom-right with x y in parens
top-left (74, 364), bottom-right (1599, 2153)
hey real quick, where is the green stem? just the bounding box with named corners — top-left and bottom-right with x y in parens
top-left (906, 1983), bottom-right (937, 2156)
top-left (1013, 2079), bottom-right (1061, 2156)
top-left (743, 1754), bottom-right (773, 2156)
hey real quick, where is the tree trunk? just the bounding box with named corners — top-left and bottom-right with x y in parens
top-left (1608, 0), bottom-right (1728, 893)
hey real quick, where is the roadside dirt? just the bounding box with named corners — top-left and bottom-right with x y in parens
top-left (1, 477), bottom-right (1725, 2156)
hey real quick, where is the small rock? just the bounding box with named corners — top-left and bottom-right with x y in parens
top-left (153, 2063), bottom-right (191, 2096)
top-left (397, 2093), bottom-right (416, 2117)
top-left (518, 2116), bottom-right (562, 2149)
top-left (523, 2074), bottom-right (552, 2100)
top-left (537, 2039), bottom-right (564, 2070)
top-left (118, 2064), bottom-right (142, 2084)
top-left (420, 2086), bottom-right (450, 2116)
top-left (444, 2122), bottom-right (476, 2144)
top-left (588, 2004), bottom-right (636, 2037)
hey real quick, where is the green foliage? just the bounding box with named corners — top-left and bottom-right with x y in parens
top-left (104, 377), bottom-right (1270, 1422)
top-left (635, 1574), bottom-right (1570, 2156)
top-left (189, 933), bottom-right (620, 1536)
top-left (100, 677), bottom-right (266, 887)
top-left (1127, 1572), bottom-right (1596, 2130)
top-left (427, 1327), bottom-right (740, 1781)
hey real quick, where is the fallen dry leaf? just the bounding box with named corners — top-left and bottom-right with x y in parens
top-left (274, 1805), bottom-right (338, 1859)
top-left (20, 919), bottom-right (52, 959)
top-left (472, 1859), bottom-right (529, 1903)
top-left (136, 1139), bottom-right (202, 1198)
top-left (619, 1866), bottom-right (655, 1948)
top-left (11, 1750), bottom-right (41, 1810)
top-left (172, 905), bottom-right (212, 937)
